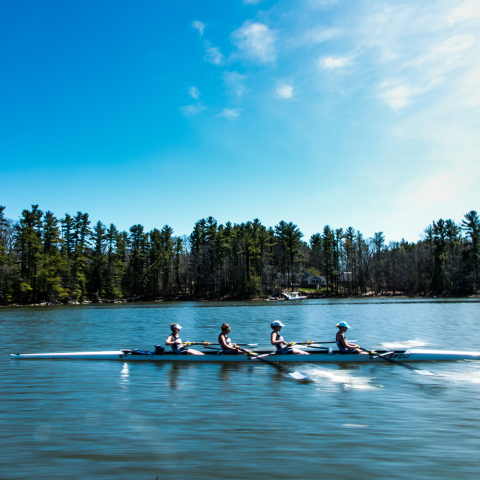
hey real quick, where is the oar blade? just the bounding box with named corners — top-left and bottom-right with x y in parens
top-left (288, 371), bottom-right (309, 381)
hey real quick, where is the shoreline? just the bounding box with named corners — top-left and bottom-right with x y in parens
top-left (2, 293), bottom-right (479, 308)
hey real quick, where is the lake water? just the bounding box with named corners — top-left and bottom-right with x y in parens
top-left (1, 299), bottom-right (480, 480)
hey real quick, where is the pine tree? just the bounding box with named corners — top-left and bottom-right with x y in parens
top-left (37, 211), bottom-right (68, 303)
top-left (0, 206), bottom-right (18, 304)
top-left (174, 237), bottom-right (184, 293)
top-left (322, 226), bottom-right (334, 295)
top-left (128, 224), bottom-right (147, 297)
top-left (16, 205), bottom-right (43, 302)
top-left (89, 221), bottom-right (107, 299)
top-left (462, 211), bottom-right (480, 291)
top-left (104, 224), bottom-right (124, 299)
top-left (160, 225), bottom-right (174, 295)
top-left (432, 219), bottom-right (447, 293)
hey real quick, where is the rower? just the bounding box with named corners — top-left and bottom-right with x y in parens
top-left (335, 322), bottom-right (366, 354)
top-left (271, 320), bottom-right (309, 355)
top-left (165, 324), bottom-right (204, 355)
top-left (218, 323), bottom-right (246, 355)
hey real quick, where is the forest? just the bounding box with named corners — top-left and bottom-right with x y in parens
top-left (0, 205), bottom-right (479, 305)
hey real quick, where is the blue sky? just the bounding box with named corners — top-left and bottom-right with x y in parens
top-left (1, 0), bottom-right (479, 243)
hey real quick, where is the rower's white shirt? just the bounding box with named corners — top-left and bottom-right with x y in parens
top-left (167, 335), bottom-right (183, 349)
top-left (220, 335), bottom-right (232, 351)
top-left (275, 333), bottom-right (287, 348)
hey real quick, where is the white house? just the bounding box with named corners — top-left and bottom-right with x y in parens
top-left (301, 274), bottom-right (326, 287)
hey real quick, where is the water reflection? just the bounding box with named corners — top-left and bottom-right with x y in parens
top-left (217, 363), bottom-right (243, 383)
top-left (120, 362), bottom-right (129, 386)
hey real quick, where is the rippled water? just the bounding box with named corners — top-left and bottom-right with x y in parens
top-left (1, 299), bottom-right (480, 479)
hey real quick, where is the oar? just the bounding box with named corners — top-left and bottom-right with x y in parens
top-left (358, 347), bottom-right (440, 376)
top-left (295, 340), bottom-right (357, 345)
top-left (235, 346), bottom-right (310, 381)
top-left (184, 342), bottom-right (258, 347)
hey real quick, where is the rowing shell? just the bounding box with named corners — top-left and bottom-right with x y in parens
top-left (10, 349), bottom-right (480, 362)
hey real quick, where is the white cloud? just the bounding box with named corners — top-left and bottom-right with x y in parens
top-left (224, 71), bottom-right (247, 97)
top-left (180, 105), bottom-right (206, 116)
top-left (318, 56), bottom-right (350, 69)
top-left (378, 82), bottom-right (419, 109)
top-left (276, 84), bottom-right (294, 99)
top-left (188, 86), bottom-right (200, 99)
top-left (231, 22), bottom-right (276, 63)
top-left (220, 108), bottom-right (241, 119)
top-left (192, 21), bottom-right (205, 36)
top-left (204, 42), bottom-right (224, 65)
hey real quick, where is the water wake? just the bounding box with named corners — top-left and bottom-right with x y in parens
top-left (438, 369), bottom-right (480, 385)
top-left (303, 366), bottom-right (377, 389)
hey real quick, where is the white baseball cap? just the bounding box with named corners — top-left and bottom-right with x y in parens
top-left (271, 320), bottom-right (285, 327)
top-left (171, 324), bottom-right (182, 330)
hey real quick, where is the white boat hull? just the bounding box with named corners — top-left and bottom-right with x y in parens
top-left (10, 349), bottom-right (480, 363)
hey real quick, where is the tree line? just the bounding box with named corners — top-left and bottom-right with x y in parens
top-left (0, 205), bottom-right (478, 304)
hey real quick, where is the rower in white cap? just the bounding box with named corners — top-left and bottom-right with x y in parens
top-left (271, 320), bottom-right (309, 355)
top-left (335, 321), bottom-right (366, 354)
top-left (165, 324), bottom-right (205, 355)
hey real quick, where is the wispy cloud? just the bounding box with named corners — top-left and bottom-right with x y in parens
top-left (231, 22), bottom-right (276, 63)
top-left (224, 71), bottom-right (247, 97)
top-left (180, 104), bottom-right (206, 116)
top-left (204, 41), bottom-right (224, 65)
top-left (317, 56), bottom-right (350, 69)
top-left (305, 27), bottom-right (341, 44)
top-left (351, 2), bottom-right (480, 110)
top-left (447, 0), bottom-right (480, 25)
top-left (308, 0), bottom-right (340, 8)
top-left (192, 21), bottom-right (205, 36)
top-left (276, 84), bottom-right (294, 99)
top-left (188, 86), bottom-right (200, 99)
top-left (378, 81), bottom-right (421, 109)
top-left (220, 108), bottom-right (241, 119)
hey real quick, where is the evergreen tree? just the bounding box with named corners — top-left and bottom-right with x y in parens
top-left (322, 226), bottom-right (335, 295)
top-left (160, 225), bottom-right (174, 294)
top-left (275, 221), bottom-right (303, 291)
top-left (0, 206), bottom-right (18, 304)
top-left (432, 219), bottom-right (447, 293)
top-left (104, 224), bottom-right (122, 298)
top-left (16, 205), bottom-right (43, 302)
top-left (462, 211), bottom-right (480, 291)
top-left (174, 236), bottom-right (184, 293)
top-left (309, 233), bottom-right (322, 273)
top-left (127, 224), bottom-right (147, 297)
top-left (37, 211), bottom-right (68, 302)
top-left (89, 221), bottom-right (107, 299)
